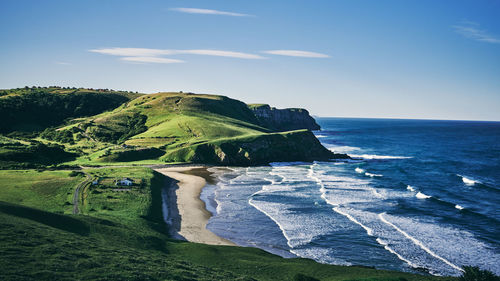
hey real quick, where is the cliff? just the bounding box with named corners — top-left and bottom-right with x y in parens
top-left (248, 104), bottom-right (321, 132)
top-left (161, 130), bottom-right (350, 166)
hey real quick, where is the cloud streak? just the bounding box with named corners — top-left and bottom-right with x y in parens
top-left (90, 48), bottom-right (265, 60)
top-left (453, 21), bottom-right (500, 44)
top-left (263, 50), bottom-right (330, 58)
top-left (90, 48), bottom-right (328, 64)
top-left (120, 57), bottom-right (184, 64)
top-left (170, 7), bottom-right (252, 17)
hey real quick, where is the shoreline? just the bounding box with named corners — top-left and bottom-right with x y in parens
top-left (154, 166), bottom-right (236, 246)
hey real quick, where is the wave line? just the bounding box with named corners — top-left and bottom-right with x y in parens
top-left (378, 213), bottom-right (463, 273)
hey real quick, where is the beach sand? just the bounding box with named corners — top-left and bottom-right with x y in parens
top-left (154, 166), bottom-right (236, 246)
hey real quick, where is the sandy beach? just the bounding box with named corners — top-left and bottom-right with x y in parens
top-left (154, 166), bottom-right (236, 246)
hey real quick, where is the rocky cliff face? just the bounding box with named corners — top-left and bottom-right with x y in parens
top-left (162, 130), bottom-right (350, 166)
top-left (249, 104), bottom-right (321, 132)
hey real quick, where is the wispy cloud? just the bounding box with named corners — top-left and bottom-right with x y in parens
top-left (120, 57), bottom-right (184, 64)
top-left (55, 61), bottom-right (71, 65)
top-left (263, 50), bottom-right (330, 58)
top-left (453, 21), bottom-right (500, 44)
top-left (179, 50), bottom-right (264, 59)
top-left (89, 48), bottom-right (265, 60)
top-left (170, 7), bottom-right (252, 17)
top-left (89, 48), bottom-right (167, 57)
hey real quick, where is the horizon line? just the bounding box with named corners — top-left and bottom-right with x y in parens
top-left (314, 116), bottom-right (500, 123)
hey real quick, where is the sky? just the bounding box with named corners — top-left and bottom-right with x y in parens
top-left (1, 0), bottom-right (499, 121)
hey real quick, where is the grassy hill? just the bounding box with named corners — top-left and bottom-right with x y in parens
top-left (0, 168), bottom-right (454, 281)
top-left (0, 86), bottom-right (141, 133)
top-left (38, 92), bottom-right (345, 165)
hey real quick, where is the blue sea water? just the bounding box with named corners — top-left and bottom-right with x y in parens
top-left (201, 118), bottom-right (500, 276)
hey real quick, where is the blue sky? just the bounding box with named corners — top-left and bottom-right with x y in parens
top-left (1, 0), bottom-right (499, 120)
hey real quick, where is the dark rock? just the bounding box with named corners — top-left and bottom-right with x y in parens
top-left (249, 104), bottom-right (321, 132)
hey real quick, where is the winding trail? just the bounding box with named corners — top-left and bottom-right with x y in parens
top-left (72, 169), bottom-right (91, 215)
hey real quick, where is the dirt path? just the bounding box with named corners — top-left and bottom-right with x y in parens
top-left (72, 170), bottom-right (91, 214)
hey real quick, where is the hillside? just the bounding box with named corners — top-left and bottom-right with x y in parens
top-left (0, 168), bottom-right (452, 281)
top-left (0, 87), bottom-right (141, 133)
top-left (38, 92), bottom-right (347, 165)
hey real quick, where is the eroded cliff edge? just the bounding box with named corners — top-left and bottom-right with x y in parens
top-left (248, 104), bottom-right (321, 131)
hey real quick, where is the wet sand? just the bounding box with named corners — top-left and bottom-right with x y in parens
top-left (154, 166), bottom-right (236, 246)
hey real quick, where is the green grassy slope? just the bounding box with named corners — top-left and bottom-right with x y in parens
top-left (40, 92), bottom-right (343, 165)
top-left (0, 168), bottom-right (453, 281)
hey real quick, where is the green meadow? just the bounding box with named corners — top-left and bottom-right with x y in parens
top-left (0, 168), bottom-right (454, 281)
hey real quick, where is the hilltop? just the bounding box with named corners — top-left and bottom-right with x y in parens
top-left (33, 91), bottom-right (347, 166)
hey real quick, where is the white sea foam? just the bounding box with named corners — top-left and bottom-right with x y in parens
top-left (416, 192), bottom-right (431, 199)
top-left (210, 164), bottom-right (500, 276)
top-left (290, 248), bottom-right (351, 266)
top-left (376, 238), bottom-right (420, 270)
top-left (355, 167), bottom-right (365, 173)
top-left (249, 197), bottom-right (337, 249)
top-left (378, 213), bottom-right (464, 273)
top-left (327, 145), bottom-right (361, 154)
top-left (365, 172), bottom-right (383, 178)
top-left (458, 175), bottom-right (479, 186)
top-left (270, 161), bottom-right (309, 167)
top-left (315, 134), bottom-right (327, 138)
top-left (455, 204), bottom-right (464, 210)
top-left (349, 154), bottom-right (413, 160)
top-left (329, 207), bottom-right (495, 276)
top-left (200, 184), bottom-right (218, 215)
top-left (333, 207), bottom-right (374, 235)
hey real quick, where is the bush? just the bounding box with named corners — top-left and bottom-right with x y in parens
top-left (459, 266), bottom-right (500, 281)
top-left (68, 171), bottom-right (83, 177)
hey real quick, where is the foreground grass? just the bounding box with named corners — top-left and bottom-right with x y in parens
top-left (0, 168), bottom-right (455, 281)
top-left (0, 170), bottom-right (84, 213)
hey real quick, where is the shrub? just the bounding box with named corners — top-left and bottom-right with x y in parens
top-left (459, 266), bottom-right (500, 281)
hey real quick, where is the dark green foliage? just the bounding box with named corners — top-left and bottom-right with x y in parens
top-left (40, 127), bottom-right (75, 144)
top-left (0, 141), bottom-right (76, 168)
top-left (293, 273), bottom-right (321, 281)
top-left (86, 113), bottom-right (148, 144)
top-left (98, 147), bottom-right (165, 162)
top-left (0, 87), bottom-right (137, 133)
top-left (459, 266), bottom-right (500, 281)
top-left (68, 171), bottom-right (83, 177)
top-left (344, 277), bottom-right (408, 281)
top-left (119, 112), bottom-right (148, 143)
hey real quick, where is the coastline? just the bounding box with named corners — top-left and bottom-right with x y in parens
top-left (154, 166), bottom-right (236, 246)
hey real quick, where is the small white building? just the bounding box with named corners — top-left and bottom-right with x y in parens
top-left (116, 178), bottom-right (133, 186)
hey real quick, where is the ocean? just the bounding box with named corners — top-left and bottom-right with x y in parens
top-left (201, 118), bottom-right (500, 276)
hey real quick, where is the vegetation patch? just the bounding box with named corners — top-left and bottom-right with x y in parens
top-left (0, 86), bottom-right (140, 133)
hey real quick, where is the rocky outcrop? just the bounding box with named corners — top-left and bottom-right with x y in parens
top-left (162, 130), bottom-right (350, 166)
top-left (249, 104), bottom-right (321, 132)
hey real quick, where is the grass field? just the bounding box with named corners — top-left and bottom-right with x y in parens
top-left (0, 170), bottom-right (84, 213)
top-left (0, 168), bottom-right (455, 281)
